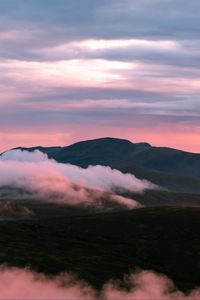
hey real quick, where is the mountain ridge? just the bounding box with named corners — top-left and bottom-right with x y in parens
top-left (3, 137), bottom-right (200, 193)
top-left (11, 137), bottom-right (200, 155)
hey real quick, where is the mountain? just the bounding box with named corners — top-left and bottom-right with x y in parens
top-left (8, 137), bottom-right (200, 193)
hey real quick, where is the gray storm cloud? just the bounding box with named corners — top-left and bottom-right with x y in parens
top-left (0, 267), bottom-right (199, 299)
top-left (0, 149), bottom-right (158, 209)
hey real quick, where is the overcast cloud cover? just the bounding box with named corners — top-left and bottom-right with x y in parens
top-left (0, 0), bottom-right (200, 152)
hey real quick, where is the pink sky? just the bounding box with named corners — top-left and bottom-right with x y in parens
top-left (1, 122), bottom-right (199, 153)
top-left (0, 1), bottom-right (200, 153)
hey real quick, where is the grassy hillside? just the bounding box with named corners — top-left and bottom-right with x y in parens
top-left (0, 205), bottom-right (200, 291)
top-left (126, 189), bottom-right (200, 206)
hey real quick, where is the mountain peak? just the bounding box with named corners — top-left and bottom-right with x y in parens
top-left (68, 137), bottom-right (151, 148)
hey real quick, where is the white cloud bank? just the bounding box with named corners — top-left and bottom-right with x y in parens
top-left (0, 150), bottom-right (158, 210)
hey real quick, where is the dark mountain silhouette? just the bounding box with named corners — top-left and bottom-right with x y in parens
top-left (8, 137), bottom-right (200, 193)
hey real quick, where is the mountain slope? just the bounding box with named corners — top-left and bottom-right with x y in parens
top-left (7, 137), bottom-right (200, 193)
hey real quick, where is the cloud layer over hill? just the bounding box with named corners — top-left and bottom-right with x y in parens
top-left (0, 150), bottom-right (158, 210)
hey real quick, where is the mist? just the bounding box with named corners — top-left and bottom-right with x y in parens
top-left (0, 149), bottom-right (158, 209)
top-left (0, 267), bottom-right (199, 299)
top-left (2, 149), bottom-right (157, 193)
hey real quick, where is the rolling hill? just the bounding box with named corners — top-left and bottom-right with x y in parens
top-left (1, 138), bottom-right (200, 292)
top-left (9, 137), bottom-right (200, 193)
top-left (0, 206), bottom-right (199, 292)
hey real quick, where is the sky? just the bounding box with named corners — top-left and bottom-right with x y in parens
top-left (0, 0), bottom-right (200, 153)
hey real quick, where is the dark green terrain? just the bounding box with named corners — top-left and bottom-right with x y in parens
top-left (1, 137), bottom-right (200, 292)
top-left (0, 204), bottom-right (200, 292)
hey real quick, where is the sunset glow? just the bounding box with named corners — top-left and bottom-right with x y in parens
top-left (0, 0), bottom-right (199, 152)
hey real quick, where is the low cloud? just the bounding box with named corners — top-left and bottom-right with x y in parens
top-left (0, 267), bottom-right (199, 299)
top-left (1, 149), bottom-right (156, 193)
top-left (0, 149), bottom-right (158, 210)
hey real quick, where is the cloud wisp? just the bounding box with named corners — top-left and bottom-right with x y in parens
top-left (0, 149), bottom-right (158, 210)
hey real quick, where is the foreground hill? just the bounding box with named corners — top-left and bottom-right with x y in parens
top-left (0, 206), bottom-right (200, 291)
top-left (11, 137), bottom-right (200, 193)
